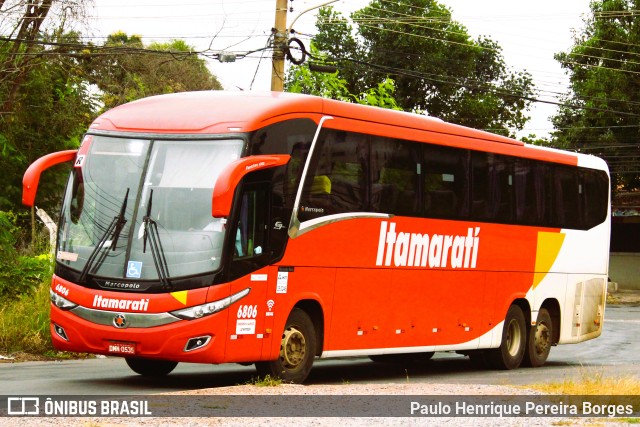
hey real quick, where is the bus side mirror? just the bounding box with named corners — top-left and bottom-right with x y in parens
top-left (22, 150), bottom-right (78, 207)
top-left (212, 155), bottom-right (290, 218)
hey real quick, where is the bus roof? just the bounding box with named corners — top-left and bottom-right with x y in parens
top-left (89, 91), bottom-right (522, 147)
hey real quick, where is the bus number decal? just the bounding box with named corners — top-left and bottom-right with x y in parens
top-left (237, 305), bottom-right (258, 319)
top-left (55, 284), bottom-right (69, 297)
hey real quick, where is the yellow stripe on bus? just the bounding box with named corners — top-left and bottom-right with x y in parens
top-left (533, 231), bottom-right (566, 289)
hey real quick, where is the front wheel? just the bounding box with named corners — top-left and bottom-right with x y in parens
top-left (487, 304), bottom-right (526, 370)
top-left (523, 308), bottom-right (553, 367)
top-left (255, 308), bottom-right (316, 384)
top-left (125, 357), bottom-right (178, 377)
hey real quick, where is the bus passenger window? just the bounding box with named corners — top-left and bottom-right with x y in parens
top-left (471, 152), bottom-right (513, 223)
top-left (554, 167), bottom-right (582, 229)
top-left (299, 130), bottom-right (367, 220)
top-left (371, 137), bottom-right (419, 215)
top-left (582, 169), bottom-right (609, 228)
top-left (424, 145), bottom-right (469, 219)
top-left (234, 189), bottom-right (267, 259)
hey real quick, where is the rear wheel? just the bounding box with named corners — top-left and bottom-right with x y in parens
top-left (523, 308), bottom-right (553, 367)
top-left (125, 357), bottom-right (178, 377)
top-left (255, 308), bottom-right (316, 384)
top-left (487, 305), bottom-right (526, 370)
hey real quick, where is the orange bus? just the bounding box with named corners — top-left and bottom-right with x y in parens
top-left (23, 91), bottom-right (610, 383)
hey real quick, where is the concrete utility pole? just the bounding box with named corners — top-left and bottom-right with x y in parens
top-left (271, 0), bottom-right (288, 91)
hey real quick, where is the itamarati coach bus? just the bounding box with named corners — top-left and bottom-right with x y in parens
top-left (23, 91), bottom-right (610, 383)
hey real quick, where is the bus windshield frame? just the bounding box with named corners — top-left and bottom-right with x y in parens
top-left (56, 134), bottom-right (244, 289)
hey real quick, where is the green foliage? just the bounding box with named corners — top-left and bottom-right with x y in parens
top-left (286, 43), bottom-right (402, 110)
top-left (0, 281), bottom-right (53, 355)
top-left (0, 31), bottom-right (94, 217)
top-left (85, 32), bottom-right (223, 110)
top-left (0, 211), bottom-right (51, 301)
top-left (305, 1), bottom-right (535, 136)
top-left (553, 0), bottom-right (640, 192)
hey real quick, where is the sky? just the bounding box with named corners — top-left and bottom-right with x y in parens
top-left (90, 0), bottom-right (593, 138)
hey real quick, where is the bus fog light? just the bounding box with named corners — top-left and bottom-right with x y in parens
top-left (185, 336), bottom-right (211, 352)
top-left (54, 324), bottom-right (69, 341)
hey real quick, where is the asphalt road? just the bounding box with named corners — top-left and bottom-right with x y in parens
top-left (2, 304), bottom-right (639, 395)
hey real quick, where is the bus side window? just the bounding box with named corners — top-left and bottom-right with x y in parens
top-left (424, 145), bottom-right (469, 219)
top-left (233, 187), bottom-right (268, 260)
top-left (299, 130), bottom-right (367, 220)
top-left (554, 166), bottom-right (582, 229)
top-left (370, 137), bottom-right (420, 215)
top-left (471, 152), bottom-right (514, 223)
top-left (582, 169), bottom-right (609, 229)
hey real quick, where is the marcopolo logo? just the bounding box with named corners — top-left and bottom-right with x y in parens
top-left (375, 221), bottom-right (480, 269)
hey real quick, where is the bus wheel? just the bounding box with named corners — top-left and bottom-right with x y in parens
top-left (488, 305), bottom-right (526, 370)
top-left (125, 357), bottom-right (178, 377)
top-left (523, 308), bottom-right (553, 367)
top-left (369, 352), bottom-right (434, 364)
top-left (255, 308), bottom-right (316, 384)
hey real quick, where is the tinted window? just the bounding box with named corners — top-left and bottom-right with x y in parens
top-left (371, 137), bottom-right (420, 215)
top-left (582, 168), bottom-right (609, 229)
top-left (299, 130), bottom-right (367, 221)
top-left (249, 119), bottom-right (317, 208)
top-left (424, 145), bottom-right (469, 219)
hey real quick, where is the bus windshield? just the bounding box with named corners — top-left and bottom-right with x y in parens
top-left (57, 135), bottom-right (244, 284)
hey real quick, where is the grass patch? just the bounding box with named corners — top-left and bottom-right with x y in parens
top-left (528, 368), bottom-right (640, 395)
top-left (0, 280), bottom-right (53, 356)
top-left (245, 375), bottom-right (283, 387)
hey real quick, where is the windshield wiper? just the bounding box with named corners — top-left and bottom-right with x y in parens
top-left (142, 189), bottom-right (172, 290)
top-left (79, 188), bottom-right (129, 283)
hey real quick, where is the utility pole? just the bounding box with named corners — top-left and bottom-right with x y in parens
top-left (271, 0), bottom-right (288, 92)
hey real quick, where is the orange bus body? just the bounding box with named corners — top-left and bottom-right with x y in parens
top-left (27, 92), bottom-right (610, 381)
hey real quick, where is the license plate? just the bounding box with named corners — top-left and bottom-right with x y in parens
top-left (108, 342), bottom-right (136, 355)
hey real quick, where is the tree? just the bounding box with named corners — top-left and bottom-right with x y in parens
top-left (84, 32), bottom-right (223, 110)
top-left (285, 43), bottom-right (402, 110)
top-left (306, 1), bottom-right (535, 136)
top-left (1, 1), bottom-right (94, 228)
top-left (0, 0), bottom-right (88, 114)
top-left (0, 31), bottom-right (95, 216)
top-left (553, 0), bottom-right (640, 192)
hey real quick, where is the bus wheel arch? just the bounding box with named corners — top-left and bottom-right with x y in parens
top-left (255, 302), bottom-right (323, 383)
top-left (488, 300), bottom-right (529, 370)
top-left (293, 299), bottom-right (324, 356)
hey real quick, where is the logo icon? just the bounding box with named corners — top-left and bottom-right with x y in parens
top-left (126, 261), bottom-right (143, 279)
top-left (7, 397), bottom-right (40, 415)
top-left (113, 314), bottom-right (127, 329)
top-left (266, 299), bottom-right (275, 311)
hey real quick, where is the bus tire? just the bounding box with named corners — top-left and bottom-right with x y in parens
top-left (125, 357), bottom-right (178, 377)
top-left (369, 352), bottom-right (434, 364)
top-left (255, 308), bottom-right (316, 384)
top-left (487, 304), bottom-right (526, 370)
top-left (523, 308), bottom-right (553, 367)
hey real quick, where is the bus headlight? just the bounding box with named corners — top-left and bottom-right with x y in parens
top-left (49, 289), bottom-right (78, 311)
top-left (170, 287), bottom-right (250, 320)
